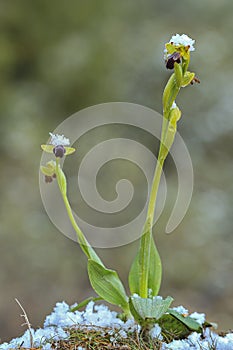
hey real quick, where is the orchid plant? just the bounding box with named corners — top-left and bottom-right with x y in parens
top-left (40, 34), bottom-right (201, 334)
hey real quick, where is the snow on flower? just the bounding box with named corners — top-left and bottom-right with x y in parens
top-left (169, 34), bottom-right (195, 51)
top-left (49, 132), bottom-right (70, 146)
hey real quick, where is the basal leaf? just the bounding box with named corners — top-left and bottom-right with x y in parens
top-left (70, 297), bottom-right (102, 312)
top-left (88, 260), bottom-right (129, 312)
top-left (129, 295), bottom-right (173, 322)
top-left (167, 309), bottom-right (202, 332)
top-left (128, 224), bottom-right (162, 297)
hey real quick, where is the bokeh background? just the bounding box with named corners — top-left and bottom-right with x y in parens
top-left (1, 0), bottom-right (233, 343)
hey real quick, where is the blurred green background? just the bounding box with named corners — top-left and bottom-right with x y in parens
top-left (1, 0), bottom-right (233, 343)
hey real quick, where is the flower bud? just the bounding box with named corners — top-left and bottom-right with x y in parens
top-left (45, 175), bottom-right (53, 183)
top-left (53, 145), bottom-right (66, 158)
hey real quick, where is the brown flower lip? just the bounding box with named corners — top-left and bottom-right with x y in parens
top-left (53, 145), bottom-right (66, 158)
top-left (166, 52), bottom-right (181, 70)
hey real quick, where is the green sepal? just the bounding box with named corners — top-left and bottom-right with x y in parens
top-left (129, 295), bottom-right (173, 324)
top-left (87, 260), bottom-right (129, 312)
top-left (41, 144), bottom-right (54, 153)
top-left (181, 71), bottom-right (195, 87)
top-left (128, 219), bottom-right (162, 297)
top-left (41, 144), bottom-right (76, 156)
top-left (64, 146), bottom-right (76, 155)
top-left (70, 297), bottom-right (103, 312)
top-left (167, 309), bottom-right (202, 332)
top-left (165, 43), bottom-right (176, 55)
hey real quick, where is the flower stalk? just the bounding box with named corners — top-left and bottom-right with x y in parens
top-left (130, 33), bottom-right (198, 299)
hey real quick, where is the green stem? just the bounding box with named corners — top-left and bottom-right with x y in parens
top-left (139, 66), bottom-right (183, 297)
top-left (148, 60), bottom-right (183, 224)
top-left (147, 154), bottom-right (165, 223)
top-left (139, 219), bottom-right (152, 298)
top-left (55, 159), bottom-right (103, 265)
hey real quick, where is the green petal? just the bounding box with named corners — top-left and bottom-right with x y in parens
top-left (41, 144), bottom-right (54, 153)
top-left (64, 146), bottom-right (76, 155)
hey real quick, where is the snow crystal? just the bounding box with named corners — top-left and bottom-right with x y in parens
top-left (169, 34), bottom-right (195, 51)
top-left (49, 132), bottom-right (70, 146)
top-left (149, 324), bottom-right (163, 340)
top-left (189, 312), bottom-right (206, 325)
top-left (172, 305), bottom-right (189, 315)
top-left (1, 301), bottom-right (233, 350)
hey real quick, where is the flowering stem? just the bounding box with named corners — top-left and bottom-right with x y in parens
top-left (140, 56), bottom-right (187, 297)
top-left (147, 69), bottom-right (182, 223)
top-left (146, 151), bottom-right (165, 223)
top-left (55, 158), bottom-right (103, 265)
top-left (139, 117), bottom-right (169, 298)
top-left (54, 158), bottom-right (131, 317)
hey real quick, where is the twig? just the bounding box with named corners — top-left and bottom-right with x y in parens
top-left (15, 298), bottom-right (34, 348)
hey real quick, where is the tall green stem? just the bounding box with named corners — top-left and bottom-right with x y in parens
top-left (139, 63), bottom-right (183, 298)
top-left (55, 159), bottom-right (103, 265)
top-left (147, 152), bottom-right (165, 223)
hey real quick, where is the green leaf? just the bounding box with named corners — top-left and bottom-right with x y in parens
top-left (129, 295), bottom-right (173, 323)
top-left (181, 71), bottom-right (195, 87)
top-left (167, 309), bottom-right (202, 332)
top-left (56, 165), bottom-right (67, 195)
top-left (161, 108), bottom-right (181, 156)
top-left (128, 222), bottom-right (162, 297)
top-left (158, 313), bottom-right (192, 339)
top-left (88, 260), bottom-right (129, 312)
top-left (169, 107), bottom-right (181, 126)
top-left (174, 62), bottom-right (183, 87)
top-left (70, 297), bottom-right (102, 312)
top-left (162, 73), bottom-right (180, 117)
